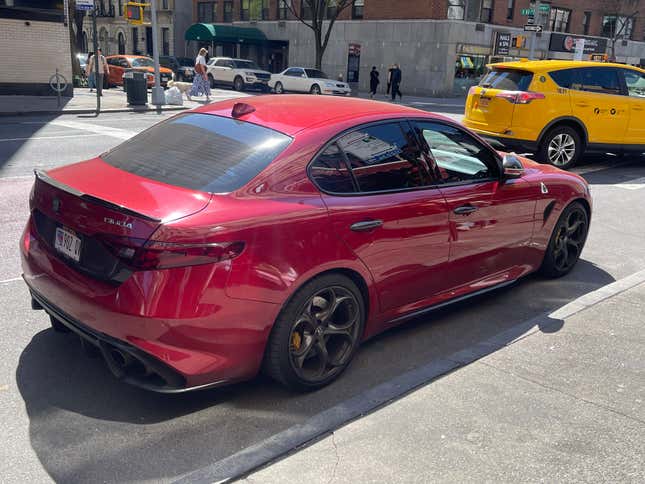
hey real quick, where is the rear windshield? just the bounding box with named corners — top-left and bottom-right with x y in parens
top-left (102, 113), bottom-right (291, 193)
top-left (479, 68), bottom-right (533, 91)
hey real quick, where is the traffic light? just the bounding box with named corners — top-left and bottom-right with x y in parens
top-left (126, 2), bottom-right (146, 25)
top-left (514, 35), bottom-right (525, 48)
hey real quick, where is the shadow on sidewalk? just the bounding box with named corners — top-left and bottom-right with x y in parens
top-left (15, 257), bottom-right (613, 483)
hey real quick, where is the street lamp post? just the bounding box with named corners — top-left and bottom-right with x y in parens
top-left (150, 0), bottom-right (164, 106)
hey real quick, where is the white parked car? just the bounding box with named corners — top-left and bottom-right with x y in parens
top-left (269, 67), bottom-right (351, 95)
top-left (205, 57), bottom-right (271, 92)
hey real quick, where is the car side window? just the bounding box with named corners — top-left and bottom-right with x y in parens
top-left (549, 68), bottom-right (575, 88)
top-left (571, 67), bottom-right (622, 95)
top-left (309, 143), bottom-right (356, 193)
top-left (284, 68), bottom-right (303, 77)
top-left (414, 121), bottom-right (499, 184)
top-left (214, 59), bottom-right (229, 67)
top-left (337, 122), bottom-right (433, 192)
top-left (622, 69), bottom-right (645, 98)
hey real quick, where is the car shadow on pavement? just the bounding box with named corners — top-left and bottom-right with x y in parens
top-left (579, 155), bottom-right (645, 185)
top-left (15, 258), bottom-right (614, 483)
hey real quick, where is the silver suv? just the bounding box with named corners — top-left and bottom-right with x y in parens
top-left (205, 57), bottom-right (271, 92)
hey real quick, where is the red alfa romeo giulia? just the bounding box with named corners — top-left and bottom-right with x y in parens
top-left (20, 96), bottom-right (592, 392)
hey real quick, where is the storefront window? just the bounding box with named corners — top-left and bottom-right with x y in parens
top-left (453, 54), bottom-right (487, 96)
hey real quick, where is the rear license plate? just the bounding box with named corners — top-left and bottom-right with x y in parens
top-left (54, 226), bottom-right (82, 262)
top-left (478, 97), bottom-right (490, 108)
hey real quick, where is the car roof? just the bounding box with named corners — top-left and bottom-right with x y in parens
top-left (193, 95), bottom-right (446, 136)
top-left (489, 59), bottom-right (645, 73)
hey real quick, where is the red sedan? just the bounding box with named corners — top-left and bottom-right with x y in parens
top-left (20, 96), bottom-right (592, 392)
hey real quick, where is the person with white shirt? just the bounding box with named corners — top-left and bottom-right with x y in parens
top-left (189, 47), bottom-right (211, 102)
top-left (86, 48), bottom-right (109, 96)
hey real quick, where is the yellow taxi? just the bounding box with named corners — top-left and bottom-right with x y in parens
top-left (463, 60), bottom-right (645, 169)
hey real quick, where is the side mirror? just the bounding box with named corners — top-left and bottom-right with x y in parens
top-left (502, 154), bottom-right (524, 179)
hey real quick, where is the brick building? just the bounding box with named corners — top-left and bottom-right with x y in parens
top-left (0, 1), bottom-right (73, 96)
top-left (81, 0), bottom-right (192, 59)
top-left (188, 0), bottom-right (645, 95)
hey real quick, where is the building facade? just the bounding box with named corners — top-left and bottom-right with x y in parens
top-left (189, 0), bottom-right (645, 96)
top-left (0, 1), bottom-right (73, 96)
top-left (81, 0), bottom-right (193, 58)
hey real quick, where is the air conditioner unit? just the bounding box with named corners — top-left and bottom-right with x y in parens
top-left (250, 20), bottom-right (258, 25)
top-left (475, 23), bottom-right (485, 32)
top-left (278, 20), bottom-right (286, 28)
top-left (621, 39), bottom-right (628, 46)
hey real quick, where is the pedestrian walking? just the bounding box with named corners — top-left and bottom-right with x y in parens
top-left (386, 64), bottom-right (394, 95)
top-left (87, 49), bottom-right (109, 96)
top-left (369, 66), bottom-right (380, 98)
top-left (189, 47), bottom-right (211, 102)
top-left (391, 64), bottom-right (402, 101)
top-left (86, 51), bottom-right (95, 91)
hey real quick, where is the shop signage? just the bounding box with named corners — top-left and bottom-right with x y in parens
top-left (549, 33), bottom-right (607, 54)
top-left (76, 0), bottom-right (94, 10)
top-left (494, 32), bottom-right (512, 56)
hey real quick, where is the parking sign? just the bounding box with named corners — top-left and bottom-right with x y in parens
top-left (76, 0), bottom-right (94, 10)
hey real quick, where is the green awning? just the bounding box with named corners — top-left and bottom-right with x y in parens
top-left (184, 23), bottom-right (268, 45)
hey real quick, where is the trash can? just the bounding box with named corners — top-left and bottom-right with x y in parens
top-left (124, 71), bottom-right (147, 105)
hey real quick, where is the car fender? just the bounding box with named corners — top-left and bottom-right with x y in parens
top-left (537, 116), bottom-right (589, 147)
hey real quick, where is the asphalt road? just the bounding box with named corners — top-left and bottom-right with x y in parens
top-left (1, 108), bottom-right (644, 483)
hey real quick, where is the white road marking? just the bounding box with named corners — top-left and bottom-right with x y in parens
top-left (0, 277), bottom-right (22, 284)
top-left (0, 133), bottom-right (103, 143)
top-left (49, 119), bottom-right (136, 140)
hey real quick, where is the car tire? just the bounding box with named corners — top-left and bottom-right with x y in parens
top-left (207, 73), bottom-right (215, 88)
top-left (234, 76), bottom-right (245, 92)
top-left (537, 125), bottom-right (582, 170)
top-left (310, 84), bottom-right (321, 95)
top-left (539, 201), bottom-right (589, 278)
top-left (274, 82), bottom-right (284, 94)
top-left (264, 273), bottom-right (365, 391)
top-left (50, 315), bottom-right (70, 333)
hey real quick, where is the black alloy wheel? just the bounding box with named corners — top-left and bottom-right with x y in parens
top-left (265, 274), bottom-right (364, 391)
top-left (540, 202), bottom-right (589, 278)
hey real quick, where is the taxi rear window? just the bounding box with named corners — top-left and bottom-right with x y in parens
top-left (479, 69), bottom-right (533, 91)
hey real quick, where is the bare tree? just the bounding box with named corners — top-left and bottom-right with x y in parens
top-left (600, 0), bottom-right (641, 60)
top-left (284, 0), bottom-right (354, 69)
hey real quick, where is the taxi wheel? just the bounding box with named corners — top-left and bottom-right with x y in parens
top-left (538, 126), bottom-right (582, 170)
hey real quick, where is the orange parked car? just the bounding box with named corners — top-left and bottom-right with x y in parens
top-left (105, 55), bottom-right (174, 88)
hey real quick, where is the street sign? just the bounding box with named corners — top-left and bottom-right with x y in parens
top-left (524, 25), bottom-right (543, 33)
top-left (539, 4), bottom-right (551, 12)
top-left (527, 16), bottom-right (535, 25)
top-left (494, 32), bottom-right (512, 56)
top-left (76, 0), bottom-right (94, 10)
top-left (521, 8), bottom-right (534, 16)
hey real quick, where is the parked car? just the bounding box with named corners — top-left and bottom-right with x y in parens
top-left (205, 57), bottom-right (271, 91)
top-left (21, 96), bottom-right (591, 393)
top-left (269, 67), bottom-right (351, 95)
top-left (105, 55), bottom-right (174, 88)
top-left (463, 60), bottom-right (645, 169)
top-left (159, 55), bottom-right (195, 82)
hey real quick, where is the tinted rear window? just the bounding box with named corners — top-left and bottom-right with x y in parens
top-left (479, 68), bottom-right (533, 91)
top-left (102, 113), bottom-right (291, 193)
top-left (549, 68), bottom-right (574, 88)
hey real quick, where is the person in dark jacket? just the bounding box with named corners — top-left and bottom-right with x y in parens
top-left (390, 64), bottom-right (402, 101)
top-left (369, 66), bottom-right (380, 98)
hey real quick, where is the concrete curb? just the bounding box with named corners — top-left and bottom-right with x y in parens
top-left (0, 106), bottom-right (190, 117)
top-left (173, 269), bottom-right (645, 484)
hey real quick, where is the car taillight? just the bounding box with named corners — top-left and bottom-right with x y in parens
top-left (98, 235), bottom-right (245, 270)
top-left (496, 90), bottom-right (545, 104)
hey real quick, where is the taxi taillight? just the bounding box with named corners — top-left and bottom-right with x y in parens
top-left (496, 91), bottom-right (545, 104)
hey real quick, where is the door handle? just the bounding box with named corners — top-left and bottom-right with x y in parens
top-left (633, 106), bottom-right (644, 111)
top-left (453, 205), bottom-right (478, 215)
top-left (350, 220), bottom-right (383, 232)
top-left (575, 102), bottom-right (590, 107)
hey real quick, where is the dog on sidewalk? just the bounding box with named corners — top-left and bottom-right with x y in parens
top-left (167, 80), bottom-right (193, 100)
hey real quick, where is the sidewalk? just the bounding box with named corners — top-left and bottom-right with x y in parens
top-left (244, 278), bottom-right (645, 483)
top-left (0, 87), bottom-right (248, 116)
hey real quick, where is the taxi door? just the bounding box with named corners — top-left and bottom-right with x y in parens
top-left (569, 67), bottom-right (629, 145)
top-left (621, 68), bottom-right (645, 146)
